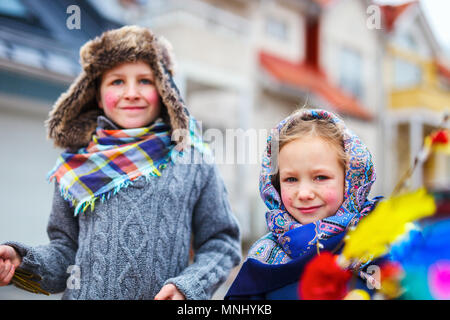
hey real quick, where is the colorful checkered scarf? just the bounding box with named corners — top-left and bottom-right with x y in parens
top-left (48, 118), bottom-right (188, 215)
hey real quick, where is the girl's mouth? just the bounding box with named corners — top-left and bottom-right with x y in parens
top-left (298, 205), bottom-right (322, 214)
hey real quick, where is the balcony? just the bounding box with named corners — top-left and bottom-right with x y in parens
top-left (143, 0), bottom-right (250, 37)
top-left (390, 86), bottom-right (450, 113)
top-left (388, 47), bottom-right (450, 113)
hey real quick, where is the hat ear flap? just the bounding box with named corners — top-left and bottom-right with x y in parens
top-left (150, 40), bottom-right (190, 147)
top-left (46, 72), bottom-right (99, 149)
top-left (156, 36), bottom-right (176, 76)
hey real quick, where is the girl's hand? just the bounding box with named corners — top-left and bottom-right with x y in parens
top-left (154, 283), bottom-right (186, 300)
top-left (0, 245), bottom-right (22, 286)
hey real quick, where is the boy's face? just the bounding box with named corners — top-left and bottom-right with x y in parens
top-left (278, 136), bottom-right (345, 225)
top-left (98, 61), bottom-right (161, 128)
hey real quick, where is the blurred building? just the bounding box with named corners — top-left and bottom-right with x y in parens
top-left (0, 0), bottom-right (119, 249)
top-left (1, 0), bottom-right (448, 301)
top-left (0, 0), bottom-right (120, 299)
top-left (380, 1), bottom-right (450, 194)
top-left (94, 0), bottom-right (386, 243)
top-left (1, 0), bottom-right (448, 253)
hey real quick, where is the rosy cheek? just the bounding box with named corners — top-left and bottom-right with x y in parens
top-left (280, 188), bottom-right (292, 208)
top-left (145, 89), bottom-right (159, 105)
top-left (104, 91), bottom-right (119, 110)
top-left (322, 188), bottom-right (342, 207)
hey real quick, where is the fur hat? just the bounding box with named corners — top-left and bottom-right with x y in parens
top-left (46, 25), bottom-right (189, 150)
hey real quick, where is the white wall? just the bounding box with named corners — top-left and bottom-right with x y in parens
top-left (391, 6), bottom-right (434, 59)
top-left (0, 96), bottom-right (61, 245)
top-left (0, 95), bottom-right (64, 299)
top-left (321, 0), bottom-right (385, 197)
top-left (344, 118), bottom-right (382, 197)
top-left (148, 12), bottom-right (252, 77)
top-left (321, 0), bottom-right (382, 114)
top-left (254, 1), bottom-right (305, 63)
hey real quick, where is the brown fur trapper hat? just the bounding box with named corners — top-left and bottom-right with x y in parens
top-left (46, 25), bottom-right (189, 150)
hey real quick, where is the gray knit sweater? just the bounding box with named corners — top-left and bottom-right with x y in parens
top-left (5, 120), bottom-right (241, 300)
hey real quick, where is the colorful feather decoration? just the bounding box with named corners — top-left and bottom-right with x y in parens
top-left (389, 219), bottom-right (450, 300)
top-left (340, 188), bottom-right (436, 264)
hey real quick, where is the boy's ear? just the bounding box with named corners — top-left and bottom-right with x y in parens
top-left (97, 97), bottom-right (103, 109)
top-left (96, 90), bottom-right (103, 109)
top-left (95, 76), bottom-right (103, 109)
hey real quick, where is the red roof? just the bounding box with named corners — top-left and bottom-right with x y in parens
top-left (436, 61), bottom-right (450, 80)
top-left (259, 51), bottom-right (372, 120)
top-left (312, 0), bottom-right (336, 7)
top-left (380, 1), bottom-right (418, 31)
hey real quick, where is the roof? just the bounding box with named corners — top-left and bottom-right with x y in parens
top-left (0, 0), bottom-right (121, 79)
top-left (380, 1), bottom-right (418, 32)
top-left (312, 0), bottom-right (335, 6)
top-left (436, 61), bottom-right (450, 81)
top-left (259, 51), bottom-right (373, 120)
top-left (379, 1), bottom-right (449, 81)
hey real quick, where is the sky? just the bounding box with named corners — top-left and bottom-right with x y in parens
top-left (374, 0), bottom-right (450, 55)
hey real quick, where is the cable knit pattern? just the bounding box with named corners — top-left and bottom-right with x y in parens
top-left (5, 148), bottom-right (241, 300)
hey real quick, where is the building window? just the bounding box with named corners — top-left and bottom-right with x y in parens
top-left (395, 32), bottom-right (418, 52)
top-left (394, 58), bottom-right (421, 88)
top-left (339, 47), bottom-right (363, 99)
top-left (265, 16), bottom-right (288, 41)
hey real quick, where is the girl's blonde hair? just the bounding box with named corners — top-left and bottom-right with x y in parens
top-left (272, 111), bottom-right (348, 192)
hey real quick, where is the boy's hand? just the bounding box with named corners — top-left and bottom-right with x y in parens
top-left (0, 245), bottom-right (22, 286)
top-left (154, 283), bottom-right (186, 300)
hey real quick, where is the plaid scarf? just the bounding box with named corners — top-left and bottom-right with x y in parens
top-left (48, 119), bottom-right (176, 215)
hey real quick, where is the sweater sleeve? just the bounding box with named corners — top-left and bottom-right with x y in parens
top-left (4, 183), bottom-right (79, 294)
top-left (164, 163), bottom-right (242, 299)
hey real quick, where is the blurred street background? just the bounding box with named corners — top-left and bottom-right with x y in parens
top-left (0, 0), bottom-right (449, 299)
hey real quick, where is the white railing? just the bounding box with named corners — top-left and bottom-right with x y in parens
top-left (144, 0), bottom-right (250, 36)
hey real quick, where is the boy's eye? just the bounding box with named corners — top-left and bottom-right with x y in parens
top-left (139, 79), bottom-right (153, 85)
top-left (111, 79), bottom-right (123, 85)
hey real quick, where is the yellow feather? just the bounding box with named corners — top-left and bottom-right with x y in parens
top-left (342, 188), bottom-right (436, 262)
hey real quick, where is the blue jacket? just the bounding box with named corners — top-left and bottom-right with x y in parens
top-left (225, 232), bottom-right (376, 300)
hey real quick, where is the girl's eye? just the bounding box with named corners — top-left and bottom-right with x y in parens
top-left (285, 177), bottom-right (297, 183)
top-left (315, 175), bottom-right (329, 181)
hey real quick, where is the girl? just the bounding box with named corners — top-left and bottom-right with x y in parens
top-left (0, 26), bottom-right (241, 300)
top-left (225, 108), bottom-right (382, 299)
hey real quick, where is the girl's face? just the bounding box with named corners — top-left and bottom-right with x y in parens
top-left (278, 136), bottom-right (345, 225)
top-left (98, 61), bottom-right (161, 129)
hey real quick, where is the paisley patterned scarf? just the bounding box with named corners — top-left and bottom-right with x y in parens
top-left (47, 117), bottom-right (207, 215)
top-left (248, 109), bottom-right (382, 264)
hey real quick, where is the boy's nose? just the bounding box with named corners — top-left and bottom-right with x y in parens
top-left (124, 84), bottom-right (139, 100)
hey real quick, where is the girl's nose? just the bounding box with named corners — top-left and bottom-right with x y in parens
top-left (297, 184), bottom-right (315, 201)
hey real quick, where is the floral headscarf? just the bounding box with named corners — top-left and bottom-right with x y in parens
top-left (248, 109), bottom-right (382, 265)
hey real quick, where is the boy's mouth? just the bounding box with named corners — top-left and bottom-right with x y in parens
top-left (121, 106), bottom-right (147, 110)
